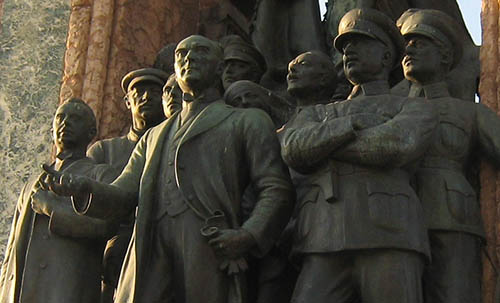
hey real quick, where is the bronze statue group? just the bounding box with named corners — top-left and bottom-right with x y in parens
top-left (0, 5), bottom-right (496, 303)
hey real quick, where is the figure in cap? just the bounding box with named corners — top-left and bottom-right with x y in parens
top-left (279, 8), bottom-right (438, 303)
top-left (222, 35), bottom-right (267, 91)
top-left (399, 9), bottom-right (500, 303)
top-left (88, 67), bottom-right (168, 303)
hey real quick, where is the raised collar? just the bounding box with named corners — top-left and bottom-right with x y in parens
top-left (55, 149), bottom-right (85, 171)
top-left (408, 81), bottom-right (450, 99)
top-left (348, 80), bottom-right (390, 99)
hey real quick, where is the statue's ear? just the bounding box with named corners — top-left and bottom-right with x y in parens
top-left (382, 50), bottom-right (392, 69)
top-left (124, 95), bottom-right (131, 109)
top-left (88, 125), bottom-right (97, 141)
top-left (441, 48), bottom-right (453, 68)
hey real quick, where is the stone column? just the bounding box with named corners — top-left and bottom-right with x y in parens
top-left (480, 1), bottom-right (500, 302)
top-left (60, 0), bottom-right (249, 140)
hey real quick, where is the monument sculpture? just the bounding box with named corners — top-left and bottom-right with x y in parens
top-left (162, 74), bottom-right (183, 119)
top-left (224, 80), bottom-right (292, 127)
top-left (87, 68), bottom-right (168, 303)
top-left (398, 9), bottom-right (500, 303)
top-left (279, 8), bottom-right (438, 303)
top-left (0, 98), bottom-right (116, 303)
top-left (42, 35), bottom-right (294, 303)
top-left (222, 36), bottom-right (267, 91)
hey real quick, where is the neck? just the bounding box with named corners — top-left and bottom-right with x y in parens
top-left (294, 88), bottom-right (332, 106)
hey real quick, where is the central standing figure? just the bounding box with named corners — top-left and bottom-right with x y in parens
top-left (44, 35), bottom-right (294, 303)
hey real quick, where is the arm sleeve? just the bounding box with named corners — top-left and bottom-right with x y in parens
top-left (279, 105), bottom-right (357, 173)
top-left (87, 141), bottom-right (105, 164)
top-left (333, 98), bottom-right (438, 168)
top-left (240, 110), bottom-right (295, 256)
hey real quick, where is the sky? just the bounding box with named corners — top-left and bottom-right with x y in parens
top-left (318, 0), bottom-right (482, 45)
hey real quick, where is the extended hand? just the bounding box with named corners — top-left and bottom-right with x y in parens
top-left (351, 113), bottom-right (390, 130)
top-left (208, 229), bottom-right (256, 259)
top-left (41, 164), bottom-right (90, 197)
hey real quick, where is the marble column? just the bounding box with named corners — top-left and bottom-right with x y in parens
top-left (480, 1), bottom-right (500, 302)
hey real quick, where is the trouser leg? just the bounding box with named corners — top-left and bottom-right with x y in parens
top-left (424, 231), bottom-right (482, 303)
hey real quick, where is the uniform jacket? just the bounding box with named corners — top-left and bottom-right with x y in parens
top-left (280, 80), bottom-right (438, 259)
top-left (410, 82), bottom-right (500, 237)
top-left (76, 100), bottom-right (294, 303)
top-left (0, 158), bottom-right (116, 303)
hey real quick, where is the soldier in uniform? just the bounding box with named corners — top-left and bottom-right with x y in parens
top-left (42, 35), bottom-right (294, 303)
top-left (0, 98), bottom-right (116, 303)
top-left (87, 68), bottom-right (168, 303)
top-left (280, 9), bottom-right (438, 303)
top-left (398, 9), bottom-right (500, 303)
top-left (222, 35), bottom-right (267, 91)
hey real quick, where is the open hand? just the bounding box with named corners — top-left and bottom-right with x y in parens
top-left (41, 164), bottom-right (90, 197)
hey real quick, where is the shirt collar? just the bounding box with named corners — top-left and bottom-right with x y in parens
top-left (409, 81), bottom-right (450, 99)
top-left (55, 149), bottom-right (85, 170)
top-left (348, 80), bottom-right (390, 99)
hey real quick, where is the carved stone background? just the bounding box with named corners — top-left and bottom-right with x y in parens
top-left (0, 0), bottom-right (70, 254)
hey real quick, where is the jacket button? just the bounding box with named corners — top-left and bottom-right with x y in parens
top-left (166, 179), bottom-right (172, 184)
top-left (42, 234), bottom-right (49, 240)
top-left (9, 274), bottom-right (13, 281)
top-left (187, 195), bottom-right (194, 201)
top-left (40, 263), bottom-right (47, 269)
top-left (168, 161), bottom-right (173, 166)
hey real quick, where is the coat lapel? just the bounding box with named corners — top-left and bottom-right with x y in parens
top-left (177, 100), bottom-right (233, 146)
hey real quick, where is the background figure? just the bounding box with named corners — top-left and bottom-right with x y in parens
top-left (325, 0), bottom-right (479, 102)
top-left (0, 98), bottom-right (116, 303)
top-left (252, 0), bottom-right (327, 91)
top-left (162, 74), bottom-right (183, 119)
top-left (224, 80), bottom-right (293, 128)
top-left (221, 35), bottom-right (267, 91)
top-left (87, 68), bottom-right (168, 303)
top-left (153, 43), bottom-right (177, 75)
top-left (287, 50), bottom-right (339, 106)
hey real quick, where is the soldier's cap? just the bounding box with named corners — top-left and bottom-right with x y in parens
top-left (397, 9), bottom-right (463, 68)
top-left (121, 68), bottom-right (170, 95)
top-left (223, 36), bottom-right (267, 73)
top-left (334, 8), bottom-right (405, 68)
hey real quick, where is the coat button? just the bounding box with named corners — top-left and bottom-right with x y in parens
top-left (187, 195), bottom-right (194, 201)
top-left (9, 274), bottom-right (13, 281)
top-left (168, 161), bottom-right (173, 166)
top-left (40, 263), bottom-right (47, 269)
top-left (166, 179), bottom-right (172, 184)
top-left (42, 234), bottom-right (48, 240)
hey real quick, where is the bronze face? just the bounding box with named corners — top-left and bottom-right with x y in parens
top-left (402, 35), bottom-right (444, 84)
top-left (162, 76), bottom-right (183, 118)
top-left (174, 35), bottom-right (222, 96)
top-left (287, 53), bottom-right (326, 95)
top-left (222, 59), bottom-right (257, 90)
top-left (341, 34), bottom-right (388, 85)
top-left (53, 102), bottom-right (94, 150)
top-left (126, 82), bottom-right (164, 129)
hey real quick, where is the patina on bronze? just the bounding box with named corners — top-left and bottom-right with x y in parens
top-left (399, 9), bottom-right (500, 303)
top-left (280, 9), bottom-right (438, 303)
top-left (42, 35), bottom-right (294, 303)
top-left (87, 67), bottom-right (168, 303)
top-left (0, 98), bottom-right (117, 303)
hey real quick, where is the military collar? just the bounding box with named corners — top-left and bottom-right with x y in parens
top-left (348, 80), bottom-right (390, 99)
top-left (409, 81), bottom-right (450, 99)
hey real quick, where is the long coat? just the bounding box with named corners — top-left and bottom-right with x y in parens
top-left (0, 158), bottom-right (116, 303)
top-left (280, 81), bottom-right (438, 259)
top-left (76, 100), bottom-right (294, 303)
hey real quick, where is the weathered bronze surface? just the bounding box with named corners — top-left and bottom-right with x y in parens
top-left (0, 99), bottom-right (116, 303)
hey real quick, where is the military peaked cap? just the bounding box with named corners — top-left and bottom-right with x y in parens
top-left (223, 36), bottom-right (267, 73)
top-left (397, 9), bottom-right (463, 68)
top-left (121, 68), bottom-right (170, 94)
top-left (334, 8), bottom-right (405, 68)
